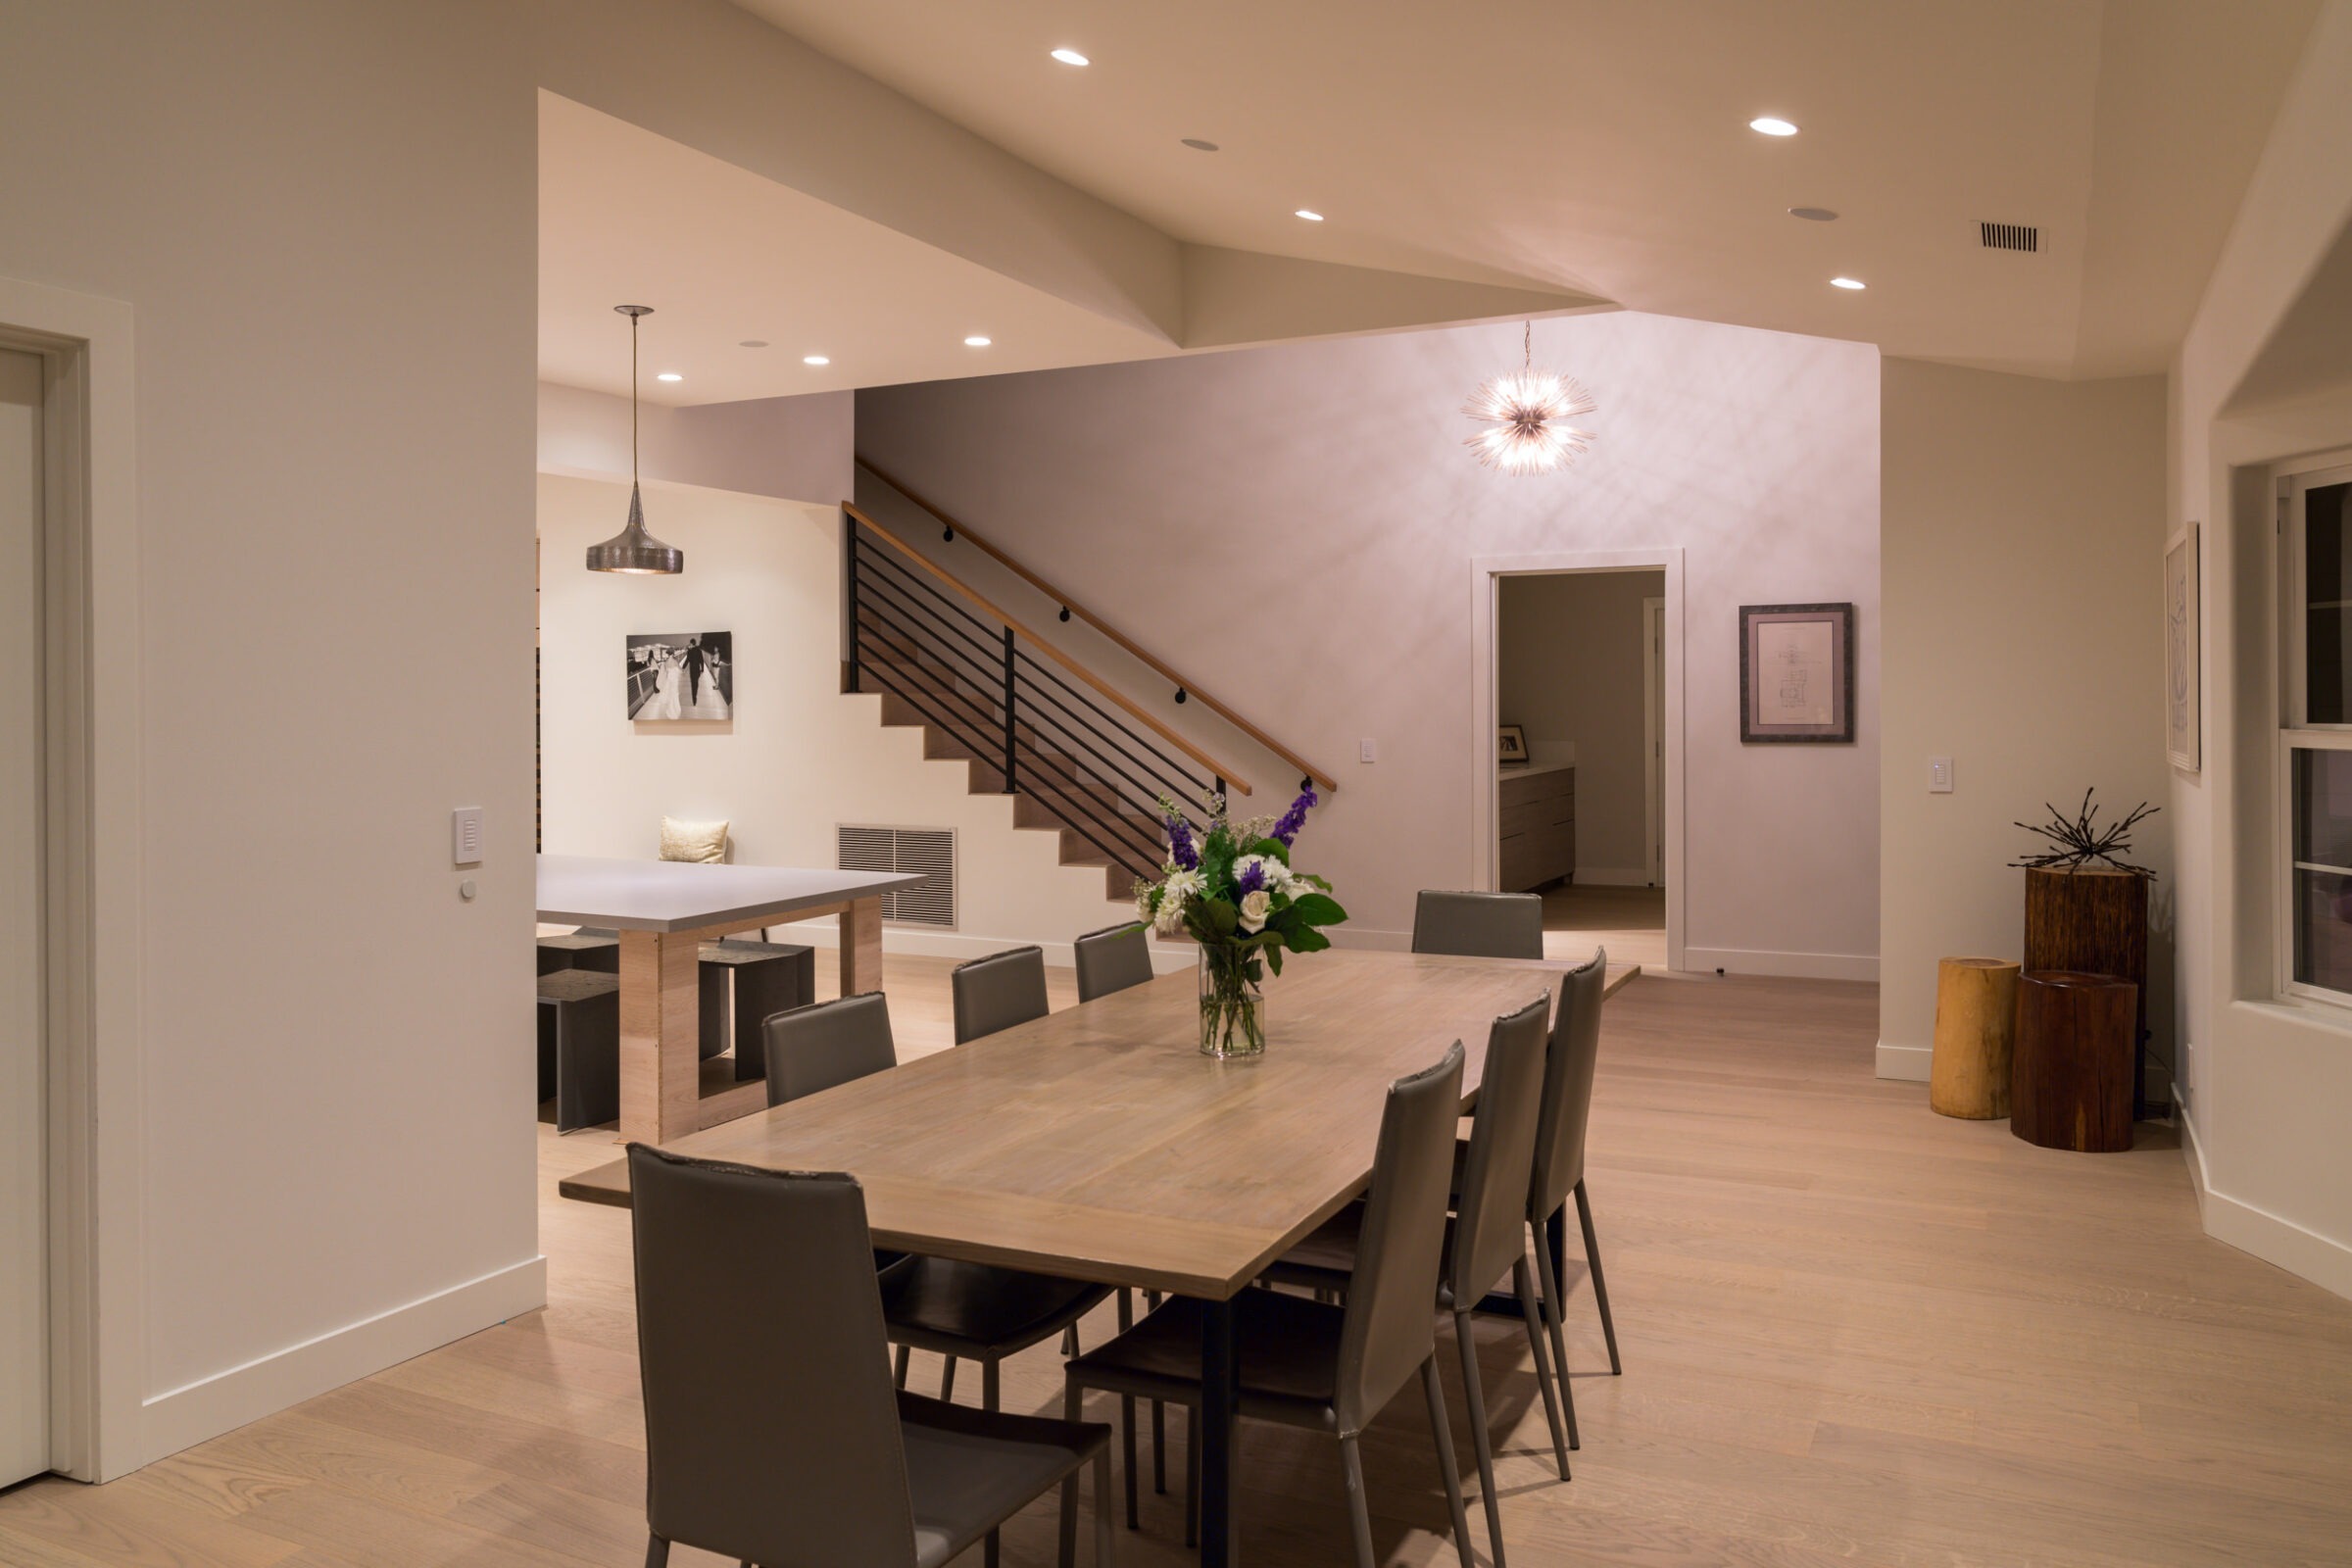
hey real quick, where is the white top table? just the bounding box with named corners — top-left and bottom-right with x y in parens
top-left (535, 853), bottom-right (923, 933)
top-left (535, 855), bottom-right (926, 1142)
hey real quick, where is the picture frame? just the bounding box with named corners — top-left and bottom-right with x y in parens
top-left (1739, 603), bottom-right (1854, 744)
top-left (627, 630), bottom-right (734, 721)
top-left (1497, 723), bottom-right (1530, 764)
top-left (2166, 521), bottom-right (2200, 772)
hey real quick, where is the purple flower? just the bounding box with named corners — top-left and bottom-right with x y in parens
top-left (1271, 787), bottom-right (1319, 846)
top-left (1236, 859), bottom-right (1267, 895)
top-left (1166, 813), bottom-right (1200, 870)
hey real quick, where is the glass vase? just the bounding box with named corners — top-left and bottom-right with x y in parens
top-left (1198, 945), bottom-right (1267, 1058)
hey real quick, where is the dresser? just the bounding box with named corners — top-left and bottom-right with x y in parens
top-left (1499, 764), bottom-right (1575, 892)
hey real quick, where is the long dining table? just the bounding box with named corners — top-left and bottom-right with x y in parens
top-left (561, 946), bottom-right (1639, 1564)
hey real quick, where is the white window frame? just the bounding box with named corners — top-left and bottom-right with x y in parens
top-left (2276, 453), bottom-right (2352, 1005)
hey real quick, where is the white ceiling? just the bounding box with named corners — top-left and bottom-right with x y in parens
top-left (727, 0), bottom-right (2322, 379)
top-left (538, 91), bottom-right (1178, 407)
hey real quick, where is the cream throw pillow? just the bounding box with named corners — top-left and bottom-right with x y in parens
top-left (661, 816), bottom-right (729, 864)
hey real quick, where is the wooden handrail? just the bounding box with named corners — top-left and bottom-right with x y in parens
top-left (856, 457), bottom-right (1338, 795)
top-left (843, 503), bottom-right (1257, 797)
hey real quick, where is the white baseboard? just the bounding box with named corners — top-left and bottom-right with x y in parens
top-left (1682, 946), bottom-right (1880, 983)
top-left (769, 919), bottom-right (1193, 974)
top-left (1572, 867), bottom-right (1655, 888)
top-left (1875, 1040), bottom-right (1933, 1081)
top-left (139, 1254), bottom-right (548, 1465)
top-left (2179, 1101), bottom-right (2352, 1301)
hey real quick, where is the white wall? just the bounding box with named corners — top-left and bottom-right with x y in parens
top-left (2168, 0), bottom-right (2352, 1298)
top-left (538, 380), bottom-right (854, 506)
top-left (1, 2), bottom-right (543, 1471)
top-left (1878, 362), bottom-right (2171, 1084)
top-left (538, 474), bottom-right (1162, 964)
top-left (1497, 570), bottom-right (1663, 881)
top-left (858, 312), bottom-right (1883, 976)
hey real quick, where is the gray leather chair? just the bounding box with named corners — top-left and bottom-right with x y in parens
top-left (1073, 924), bottom-right (1153, 1004)
top-left (1528, 947), bottom-right (1620, 1406)
top-left (1411, 890), bottom-right (1545, 959)
top-left (953, 945), bottom-right (1052, 1044)
top-left (627, 1145), bottom-right (1115, 1568)
top-left (1059, 1043), bottom-right (1478, 1568)
top-left (1268, 995), bottom-right (1563, 1561)
top-left (762, 987), bottom-right (1119, 1568)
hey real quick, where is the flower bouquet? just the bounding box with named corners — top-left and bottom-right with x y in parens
top-left (1133, 786), bottom-right (1348, 1057)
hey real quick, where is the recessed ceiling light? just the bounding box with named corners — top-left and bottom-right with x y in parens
top-left (1749, 117), bottom-right (1799, 136)
top-left (738, 339), bottom-right (768, 348)
top-left (964, 335), bottom-right (992, 348)
top-left (1181, 137), bottom-right (1219, 152)
top-left (1050, 47), bottom-right (1089, 66)
top-left (1830, 276), bottom-right (1866, 290)
top-left (1788, 207), bottom-right (1838, 222)
top-left (656, 371), bottom-right (683, 381)
top-left (1295, 209), bottom-right (1325, 222)
top-left (803, 355), bottom-right (830, 367)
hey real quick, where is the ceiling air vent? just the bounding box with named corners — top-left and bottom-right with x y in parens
top-left (1980, 221), bottom-right (2040, 254)
top-left (839, 824), bottom-right (956, 928)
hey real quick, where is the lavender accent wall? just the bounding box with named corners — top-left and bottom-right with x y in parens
top-left (857, 312), bottom-right (1881, 972)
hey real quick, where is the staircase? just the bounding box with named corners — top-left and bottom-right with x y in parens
top-left (844, 509), bottom-right (1247, 904)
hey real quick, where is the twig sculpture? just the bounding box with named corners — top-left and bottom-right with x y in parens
top-left (2010, 788), bottom-right (2159, 877)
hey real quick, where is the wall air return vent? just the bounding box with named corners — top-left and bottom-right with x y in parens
top-left (1980, 221), bottom-right (2040, 254)
top-left (839, 824), bottom-right (956, 928)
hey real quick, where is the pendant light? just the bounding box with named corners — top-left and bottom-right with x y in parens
top-left (586, 304), bottom-right (684, 574)
top-left (1462, 320), bottom-right (1598, 475)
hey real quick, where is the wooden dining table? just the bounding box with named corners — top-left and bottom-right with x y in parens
top-left (562, 947), bottom-right (1638, 1565)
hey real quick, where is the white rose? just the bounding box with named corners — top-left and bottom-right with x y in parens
top-left (1238, 889), bottom-right (1273, 933)
top-left (1153, 899), bottom-right (1187, 936)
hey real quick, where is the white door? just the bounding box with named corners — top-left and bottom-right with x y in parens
top-left (1642, 596), bottom-right (1665, 887)
top-left (0, 347), bottom-right (46, 1486)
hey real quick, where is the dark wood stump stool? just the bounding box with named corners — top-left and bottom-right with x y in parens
top-left (536, 930), bottom-right (620, 976)
top-left (2011, 970), bottom-right (2136, 1152)
top-left (697, 939), bottom-right (816, 1081)
top-left (536, 969), bottom-right (620, 1133)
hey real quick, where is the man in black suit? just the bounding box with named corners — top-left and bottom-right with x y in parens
top-left (684, 635), bottom-right (707, 707)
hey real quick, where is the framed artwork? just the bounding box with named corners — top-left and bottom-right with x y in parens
top-left (1740, 603), bottom-right (1854, 743)
top-left (627, 631), bottom-right (734, 720)
top-left (2166, 522), bottom-right (2200, 772)
top-left (1497, 723), bottom-right (1530, 764)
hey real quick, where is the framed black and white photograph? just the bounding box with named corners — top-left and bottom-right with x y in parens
top-left (627, 631), bottom-right (733, 721)
top-left (1740, 603), bottom-right (1854, 743)
top-left (2166, 521), bottom-right (2200, 771)
top-left (1498, 723), bottom-right (1530, 764)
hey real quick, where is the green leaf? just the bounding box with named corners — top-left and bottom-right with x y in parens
top-left (1265, 946), bottom-right (1284, 977)
top-left (1288, 892), bottom-right (1348, 926)
top-left (1202, 899), bottom-right (1240, 938)
top-left (1246, 837), bottom-right (1293, 866)
top-left (1286, 926), bottom-right (1332, 954)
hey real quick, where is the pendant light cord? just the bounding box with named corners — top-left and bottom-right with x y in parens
top-left (1523, 319), bottom-right (1532, 371)
top-left (631, 311), bottom-right (640, 482)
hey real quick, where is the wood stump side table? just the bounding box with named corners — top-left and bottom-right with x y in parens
top-left (1930, 957), bottom-right (2019, 1118)
top-left (2011, 970), bottom-right (2136, 1152)
top-left (2023, 866), bottom-right (2149, 1119)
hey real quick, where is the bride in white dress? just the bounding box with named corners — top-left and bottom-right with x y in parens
top-left (641, 650), bottom-right (685, 720)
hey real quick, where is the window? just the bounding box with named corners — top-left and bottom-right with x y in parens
top-left (2280, 460), bottom-right (2352, 1002)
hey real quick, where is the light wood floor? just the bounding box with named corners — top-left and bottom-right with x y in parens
top-left (7, 960), bottom-right (2352, 1566)
top-left (1541, 883), bottom-right (1666, 973)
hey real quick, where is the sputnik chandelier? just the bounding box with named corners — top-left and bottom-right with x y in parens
top-left (1462, 321), bottom-right (1597, 475)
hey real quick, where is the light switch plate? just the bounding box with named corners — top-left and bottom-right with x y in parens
top-left (1360, 738), bottom-right (1378, 763)
top-left (1928, 757), bottom-right (1954, 794)
top-left (452, 806), bottom-right (485, 865)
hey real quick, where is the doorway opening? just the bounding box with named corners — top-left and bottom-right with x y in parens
top-left (1471, 549), bottom-right (1684, 973)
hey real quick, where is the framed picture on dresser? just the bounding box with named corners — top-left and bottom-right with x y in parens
top-left (1740, 603), bottom-right (1854, 743)
top-left (1497, 723), bottom-right (1530, 764)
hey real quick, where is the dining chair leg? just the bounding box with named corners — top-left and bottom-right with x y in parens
top-left (1113, 1289), bottom-right (1140, 1526)
top-left (1183, 1406), bottom-right (1200, 1548)
top-left (1141, 1290), bottom-right (1168, 1493)
top-left (893, 1344), bottom-right (910, 1390)
top-left (1513, 1257), bottom-right (1571, 1480)
top-left (1575, 1179), bottom-right (1622, 1375)
top-left (942, 1354), bottom-right (957, 1403)
top-left (1452, 1312), bottom-right (1508, 1567)
top-left (1059, 1383), bottom-right (1085, 1560)
top-left (1530, 1216), bottom-right (1578, 1450)
top-left (1337, 1434), bottom-right (1379, 1568)
top-left (1418, 1356), bottom-right (1478, 1567)
top-left (1062, 1324), bottom-right (1081, 1356)
top-left (1094, 1445), bottom-right (1115, 1567)
top-left (643, 1536), bottom-right (668, 1568)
